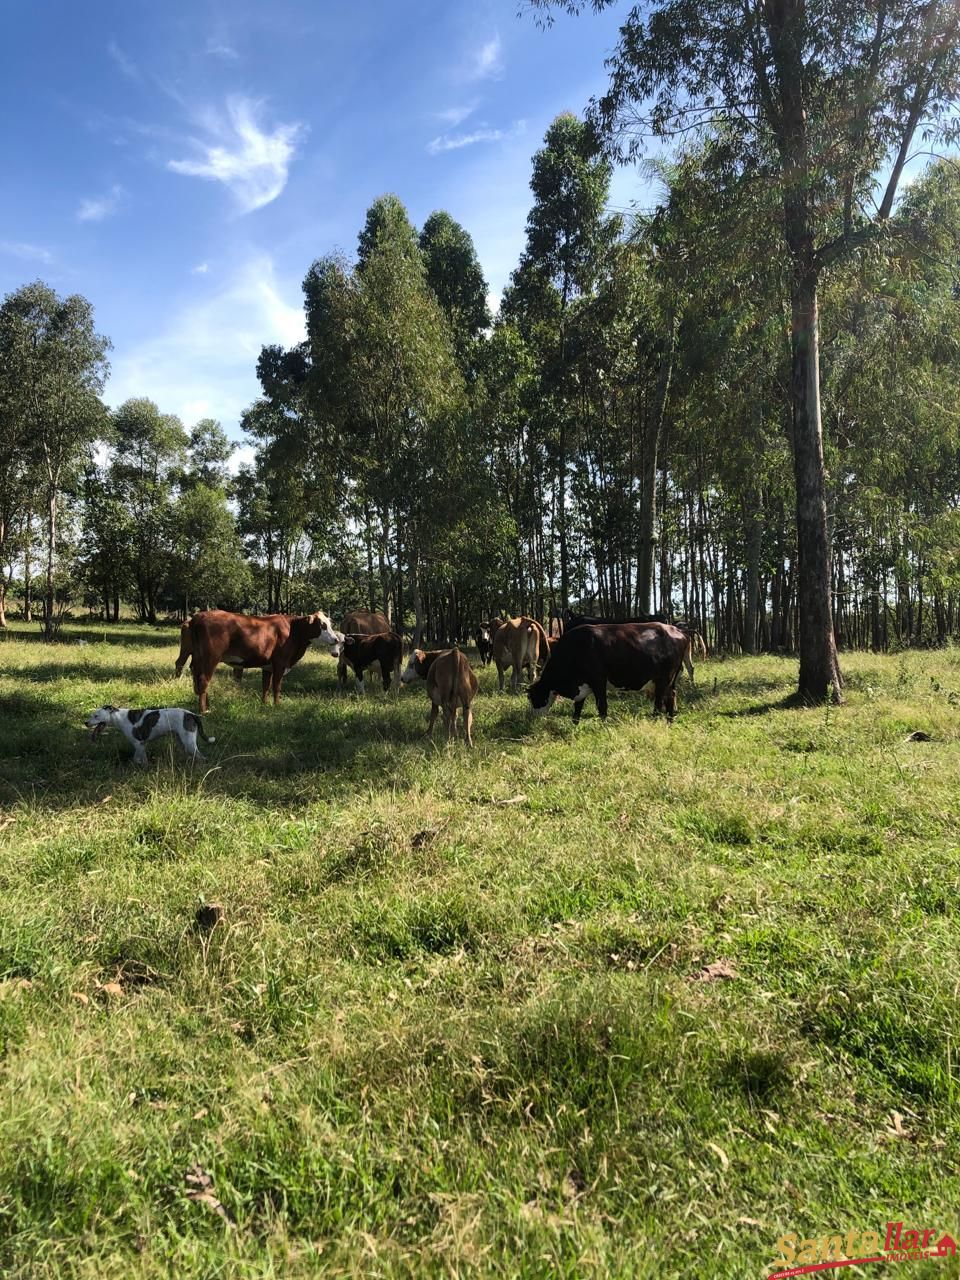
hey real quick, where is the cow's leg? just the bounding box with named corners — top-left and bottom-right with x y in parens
top-left (572, 697), bottom-right (587, 724)
top-left (338, 657), bottom-right (349, 690)
top-left (271, 664), bottom-right (285, 705)
top-left (194, 670), bottom-right (211, 715)
top-left (594, 679), bottom-right (609, 720)
top-left (464, 702), bottom-right (474, 748)
top-left (425, 702), bottom-right (439, 738)
top-left (380, 659), bottom-right (391, 693)
top-left (444, 705), bottom-right (456, 741)
top-left (354, 664), bottom-right (365, 696)
top-left (261, 668), bottom-right (272, 704)
top-left (510, 664), bottom-right (520, 695)
top-left (496, 661), bottom-right (505, 693)
top-left (665, 681), bottom-right (678, 721)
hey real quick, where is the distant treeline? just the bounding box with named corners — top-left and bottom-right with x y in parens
top-left (2, 123), bottom-right (959, 654)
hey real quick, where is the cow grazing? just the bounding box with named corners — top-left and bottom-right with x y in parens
top-left (331, 631), bottom-right (402, 694)
top-left (527, 622), bottom-right (690, 722)
top-left (185, 609), bottom-right (340, 712)
top-left (401, 647), bottom-right (479, 746)
top-left (493, 616), bottom-right (548, 693)
top-left (565, 611), bottom-right (706, 682)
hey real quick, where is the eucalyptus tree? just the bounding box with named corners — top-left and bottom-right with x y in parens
top-left (527, 0), bottom-right (960, 700)
top-left (419, 211), bottom-right (491, 371)
top-left (109, 398), bottom-right (187, 623)
top-left (514, 113), bottom-right (618, 612)
top-left (303, 197), bottom-right (464, 622)
top-left (0, 282), bottom-right (110, 637)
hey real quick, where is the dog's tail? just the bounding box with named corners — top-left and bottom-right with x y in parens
top-left (197, 716), bottom-right (216, 744)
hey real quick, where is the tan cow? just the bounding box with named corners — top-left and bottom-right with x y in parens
top-left (400, 647), bottom-right (479, 746)
top-left (493, 616), bottom-right (548, 693)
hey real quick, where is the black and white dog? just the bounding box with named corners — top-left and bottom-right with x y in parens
top-left (85, 706), bottom-right (215, 765)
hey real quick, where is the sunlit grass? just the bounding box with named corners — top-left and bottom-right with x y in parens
top-left (0, 620), bottom-right (958, 1277)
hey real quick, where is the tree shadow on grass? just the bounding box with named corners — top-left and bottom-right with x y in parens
top-left (17, 663), bottom-right (170, 686)
top-left (718, 692), bottom-right (817, 718)
top-left (2, 624), bottom-right (182, 650)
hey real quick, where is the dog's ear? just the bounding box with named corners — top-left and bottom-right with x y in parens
top-left (107, 704), bottom-right (120, 713)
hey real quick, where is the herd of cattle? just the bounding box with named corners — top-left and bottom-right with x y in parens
top-left (167, 606), bottom-right (706, 747)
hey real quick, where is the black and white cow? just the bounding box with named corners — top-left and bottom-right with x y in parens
top-left (527, 622), bottom-right (690, 722)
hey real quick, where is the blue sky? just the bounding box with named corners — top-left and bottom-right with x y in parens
top-left (0, 0), bottom-right (647, 455)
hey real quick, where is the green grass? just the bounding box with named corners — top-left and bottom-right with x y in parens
top-left (0, 620), bottom-right (959, 1278)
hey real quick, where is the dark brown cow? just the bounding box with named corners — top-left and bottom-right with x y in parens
top-left (185, 609), bottom-right (340, 712)
top-left (331, 631), bottom-right (402, 693)
top-left (528, 622), bottom-right (690, 722)
top-left (337, 608), bottom-right (392, 687)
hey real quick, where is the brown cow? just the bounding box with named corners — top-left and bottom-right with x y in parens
top-left (400, 647), bottom-right (479, 746)
top-left (185, 609), bottom-right (340, 712)
top-left (493, 616), bottom-right (548, 693)
top-left (331, 631), bottom-right (402, 694)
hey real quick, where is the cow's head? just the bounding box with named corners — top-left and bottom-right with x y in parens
top-left (526, 678), bottom-right (557, 715)
top-left (400, 649), bottom-right (427, 684)
top-left (306, 610), bottom-right (342, 648)
top-left (477, 625), bottom-right (491, 644)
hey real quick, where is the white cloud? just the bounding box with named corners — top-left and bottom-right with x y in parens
top-left (227, 442), bottom-right (257, 476)
top-left (435, 104), bottom-right (477, 128)
top-left (76, 184), bottom-right (127, 222)
top-left (191, 261), bottom-right (210, 274)
top-left (469, 34), bottom-right (503, 81)
top-left (105, 254), bottom-right (305, 435)
top-left (427, 119), bottom-right (526, 156)
top-left (107, 40), bottom-right (139, 80)
top-left (167, 97), bottom-right (303, 213)
top-left (206, 38), bottom-right (239, 60)
top-left (0, 240), bottom-right (53, 264)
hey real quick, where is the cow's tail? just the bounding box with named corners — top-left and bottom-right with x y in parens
top-left (197, 715), bottom-right (216, 744)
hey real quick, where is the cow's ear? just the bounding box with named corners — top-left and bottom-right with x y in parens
top-left (415, 649), bottom-right (425, 661)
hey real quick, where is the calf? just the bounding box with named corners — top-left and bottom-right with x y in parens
top-left (331, 631), bottom-right (402, 694)
top-left (475, 624), bottom-right (494, 666)
top-left (401, 647), bottom-right (479, 746)
top-left (337, 608), bottom-right (392, 688)
top-left (493, 616), bottom-right (548, 693)
top-left (528, 622), bottom-right (689, 722)
top-left (185, 609), bottom-right (340, 713)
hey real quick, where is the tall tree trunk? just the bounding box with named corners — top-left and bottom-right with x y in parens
top-left (744, 495), bottom-right (762, 654)
top-left (44, 482), bottom-right (57, 639)
top-left (789, 266), bottom-right (843, 700)
top-left (637, 315), bottom-right (676, 615)
top-left (23, 509), bottom-right (33, 622)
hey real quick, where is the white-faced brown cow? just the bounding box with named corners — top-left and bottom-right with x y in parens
top-left (182, 609), bottom-right (340, 713)
top-left (400, 647), bottom-right (479, 746)
top-left (492, 616), bottom-right (548, 694)
top-left (528, 621), bottom-right (690, 723)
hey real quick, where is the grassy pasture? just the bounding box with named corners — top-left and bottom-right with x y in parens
top-left (0, 621), bottom-right (959, 1278)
